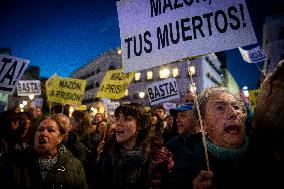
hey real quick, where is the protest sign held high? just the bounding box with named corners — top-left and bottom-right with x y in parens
top-left (117, 0), bottom-right (257, 73)
top-left (239, 46), bottom-right (267, 63)
top-left (46, 75), bottom-right (86, 106)
top-left (97, 69), bottom-right (134, 99)
top-left (17, 80), bottom-right (41, 96)
top-left (0, 55), bottom-right (29, 94)
top-left (147, 78), bottom-right (180, 106)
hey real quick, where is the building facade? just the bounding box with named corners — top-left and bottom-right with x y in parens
top-left (263, 14), bottom-right (284, 74)
top-left (71, 49), bottom-right (224, 109)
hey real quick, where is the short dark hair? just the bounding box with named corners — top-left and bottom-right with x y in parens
top-left (115, 102), bottom-right (150, 146)
top-left (153, 104), bottom-right (166, 112)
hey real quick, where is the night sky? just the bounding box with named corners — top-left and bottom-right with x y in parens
top-left (0, 0), bottom-right (283, 89)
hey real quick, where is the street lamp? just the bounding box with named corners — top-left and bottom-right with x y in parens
top-left (117, 47), bottom-right (122, 55)
top-left (29, 94), bottom-right (35, 100)
top-left (138, 92), bottom-right (145, 99)
top-left (23, 101), bottom-right (28, 106)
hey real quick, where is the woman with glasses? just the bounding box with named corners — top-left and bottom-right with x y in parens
top-left (167, 85), bottom-right (283, 189)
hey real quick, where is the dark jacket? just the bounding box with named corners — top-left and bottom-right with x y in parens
top-left (166, 135), bottom-right (186, 162)
top-left (166, 132), bottom-right (284, 189)
top-left (0, 146), bottom-right (89, 189)
top-left (96, 145), bottom-right (149, 189)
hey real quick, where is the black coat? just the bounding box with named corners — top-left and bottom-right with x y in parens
top-left (166, 132), bottom-right (284, 189)
top-left (0, 147), bottom-right (89, 189)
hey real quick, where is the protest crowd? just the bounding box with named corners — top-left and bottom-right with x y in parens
top-left (0, 59), bottom-right (283, 189)
top-left (1, 0), bottom-right (284, 188)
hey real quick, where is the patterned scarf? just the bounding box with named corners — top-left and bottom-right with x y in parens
top-left (36, 145), bottom-right (66, 180)
top-left (112, 146), bottom-right (148, 187)
top-left (207, 136), bottom-right (250, 161)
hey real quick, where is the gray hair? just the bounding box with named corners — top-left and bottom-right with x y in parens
top-left (192, 87), bottom-right (245, 121)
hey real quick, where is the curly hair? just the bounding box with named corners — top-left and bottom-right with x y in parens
top-left (37, 114), bottom-right (69, 140)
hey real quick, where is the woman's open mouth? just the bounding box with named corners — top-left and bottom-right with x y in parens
top-left (39, 138), bottom-right (47, 144)
top-left (224, 125), bottom-right (240, 134)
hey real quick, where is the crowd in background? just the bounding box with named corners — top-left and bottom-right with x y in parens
top-left (0, 60), bottom-right (283, 189)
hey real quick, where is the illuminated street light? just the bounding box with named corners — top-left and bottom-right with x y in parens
top-left (138, 92), bottom-right (145, 99)
top-left (23, 101), bottom-right (28, 106)
top-left (117, 47), bottom-right (122, 55)
top-left (19, 104), bottom-right (25, 109)
top-left (29, 94), bottom-right (35, 100)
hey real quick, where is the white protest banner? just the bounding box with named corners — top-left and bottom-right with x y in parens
top-left (117, 0), bottom-right (257, 73)
top-left (0, 55), bottom-right (29, 94)
top-left (17, 80), bottom-right (41, 96)
top-left (147, 78), bottom-right (180, 106)
top-left (239, 46), bottom-right (267, 63)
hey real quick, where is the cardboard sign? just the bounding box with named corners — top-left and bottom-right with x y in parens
top-left (96, 69), bottom-right (134, 99)
top-left (17, 80), bottom-right (41, 96)
top-left (116, 0), bottom-right (257, 73)
top-left (46, 76), bottom-right (86, 106)
top-left (147, 78), bottom-right (180, 105)
top-left (0, 55), bottom-right (29, 94)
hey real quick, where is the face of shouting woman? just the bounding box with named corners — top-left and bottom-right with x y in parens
top-left (34, 118), bottom-right (63, 159)
top-left (204, 92), bottom-right (246, 149)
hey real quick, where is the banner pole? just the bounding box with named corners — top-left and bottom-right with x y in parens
top-left (187, 59), bottom-right (210, 171)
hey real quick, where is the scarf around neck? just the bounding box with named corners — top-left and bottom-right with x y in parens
top-left (207, 136), bottom-right (250, 161)
top-left (36, 144), bottom-right (66, 180)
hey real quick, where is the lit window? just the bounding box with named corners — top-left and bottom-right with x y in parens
top-left (159, 68), bottom-right (170, 79)
top-left (188, 66), bottom-right (196, 76)
top-left (172, 68), bottom-right (179, 77)
top-left (147, 71), bottom-right (153, 80)
top-left (189, 83), bottom-right (196, 93)
top-left (135, 72), bottom-right (141, 81)
top-left (125, 89), bottom-right (129, 96)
